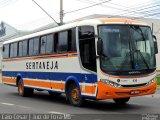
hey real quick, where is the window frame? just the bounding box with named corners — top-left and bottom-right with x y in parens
top-left (57, 31), bottom-right (68, 53)
top-left (2, 27), bottom-right (77, 58)
top-left (40, 34), bottom-right (54, 55)
top-left (13, 42), bottom-right (18, 57)
top-left (55, 28), bottom-right (77, 53)
top-left (2, 44), bottom-right (10, 59)
top-left (78, 25), bottom-right (97, 72)
top-left (28, 37), bottom-right (40, 56)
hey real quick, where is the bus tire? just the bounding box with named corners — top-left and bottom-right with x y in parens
top-left (113, 97), bottom-right (130, 104)
top-left (18, 79), bottom-right (34, 97)
top-left (67, 83), bottom-right (84, 106)
top-left (48, 91), bottom-right (61, 97)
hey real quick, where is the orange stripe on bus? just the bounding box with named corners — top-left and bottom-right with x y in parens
top-left (24, 79), bottom-right (65, 90)
top-left (51, 82), bottom-right (65, 90)
top-left (2, 53), bottom-right (78, 62)
top-left (2, 77), bottom-right (16, 84)
top-left (99, 18), bottom-right (145, 25)
top-left (24, 80), bottom-right (51, 88)
top-left (80, 85), bottom-right (97, 95)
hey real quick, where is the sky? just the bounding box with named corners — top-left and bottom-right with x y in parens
top-left (0, 0), bottom-right (159, 30)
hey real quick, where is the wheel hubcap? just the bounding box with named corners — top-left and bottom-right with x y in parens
top-left (71, 88), bottom-right (80, 103)
top-left (19, 82), bottom-right (23, 94)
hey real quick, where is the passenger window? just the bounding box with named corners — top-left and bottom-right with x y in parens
top-left (40, 34), bottom-right (54, 54)
top-left (10, 43), bottom-right (14, 58)
top-left (18, 40), bottom-right (28, 57)
top-left (71, 28), bottom-right (77, 51)
top-left (56, 29), bottom-right (77, 53)
top-left (18, 42), bottom-right (23, 56)
top-left (79, 26), bottom-right (97, 72)
top-left (13, 42), bottom-right (18, 57)
top-left (29, 37), bottom-right (39, 56)
top-left (57, 31), bottom-right (68, 53)
top-left (3, 44), bottom-right (9, 58)
top-left (29, 39), bottom-right (34, 56)
top-left (68, 28), bottom-right (77, 52)
top-left (40, 36), bottom-right (47, 54)
top-left (33, 37), bottom-right (39, 55)
top-left (46, 34), bottom-right (54, 53)
top-left (22, 40), bottom-right (28, 56)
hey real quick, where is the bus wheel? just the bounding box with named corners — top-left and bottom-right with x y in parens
top-left (18, 79), bottom-right (34, 97)
top-left (48, 91), bottom-right (61, 97)
top-left (68, 83), bottom-right (83, 106)
top-left (113, 97), bottom-right (130, 104)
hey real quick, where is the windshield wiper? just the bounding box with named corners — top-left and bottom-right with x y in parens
top-left (129, 26), bottom-right (150, 70)
top-left (135, 49), bottom-right (150, 70)
top-left (118, 49), bottom-right (150, 71)
top-left (130, 26), bottom-right (147, 51)
top-left (130, 26), bottom-right (146, 41)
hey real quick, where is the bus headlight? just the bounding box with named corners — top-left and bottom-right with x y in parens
top-left (146, 78), bottom-right (156, 85)
top-left (100, 79), bottom-right (122, 88)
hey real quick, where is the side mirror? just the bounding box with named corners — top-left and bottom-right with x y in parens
top-left (97, 39), bottom-right (103, 55)
top-left (153, 35), bottom-right (158, 54)
top-left (154, 41), bottom-right (158, 54)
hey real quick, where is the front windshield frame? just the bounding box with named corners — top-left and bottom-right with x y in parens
top-left (98, 24), bottom-right (156, 75)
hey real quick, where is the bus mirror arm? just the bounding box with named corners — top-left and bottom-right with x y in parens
top-left (153, 35), bottom-right (158, 54)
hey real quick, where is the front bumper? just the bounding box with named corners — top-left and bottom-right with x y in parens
top-left (96, 81), bottom-right (157, 99)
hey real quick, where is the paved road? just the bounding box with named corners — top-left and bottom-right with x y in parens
top-left (0, 83), bottom-right (160, 120)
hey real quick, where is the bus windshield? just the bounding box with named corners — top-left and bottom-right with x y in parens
top-left (98, 25), bottom-right (156, 73)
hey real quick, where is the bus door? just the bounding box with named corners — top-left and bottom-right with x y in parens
top-left (78, 26), bottom-right (97, 96)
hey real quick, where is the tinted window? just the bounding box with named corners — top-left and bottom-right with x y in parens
top-left (40, 34), bottom-right (54, 54)
top-left (33, 37), bottom-right (39, 55)
top-left (3, 44), bottom-right (9, 58)
top-left (29, 39), bottom-right (34, 56)
top-left (71, 28), bottom-right (77, 51)
top-left (29, 37), bottom-right (39, 56)
top-left (18, 42), bottom-right (23, 56)
top-left (22, 40), bottom-right (28, 56)
top-left (40, 36), bottom-right (47, 54)
top-left (79, 26), bottom-right (96, 72)
top-left (68, 29), bottom-right (77, 52)
top-left (46, 34), bottom-right (54, 53)
top-left (10, 44), bottom-right (14, 58)
top-left (57, 31), bottom-right (68, 52)
top-left (79, 26), bottom-right (94, 39)
top-left (13, 42), bottom-right (18, 57)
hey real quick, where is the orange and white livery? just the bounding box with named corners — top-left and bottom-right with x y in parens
top-left (2, 18), bottom-right (158, 106)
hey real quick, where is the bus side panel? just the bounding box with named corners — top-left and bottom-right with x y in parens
top-left (2, 70), bottom-right (17, 86)
top-left (2, 53), bottom-right (98, 98)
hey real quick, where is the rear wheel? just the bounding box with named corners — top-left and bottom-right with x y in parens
top-left (18, 79), bottom-right (34, 97)
top-left (67, 83), bottom-right (84, 106)
top-left (113, 97), bottom-right (130, 104)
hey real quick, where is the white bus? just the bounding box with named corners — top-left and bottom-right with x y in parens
top-left (2, 18), bottom-right (158, 106)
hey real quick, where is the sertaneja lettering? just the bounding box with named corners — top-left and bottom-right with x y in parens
top-left (26, 61), bottom-right (58, 70)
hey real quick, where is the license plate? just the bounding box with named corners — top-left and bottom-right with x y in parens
top-left (130, 90), bottom-right (140, 95)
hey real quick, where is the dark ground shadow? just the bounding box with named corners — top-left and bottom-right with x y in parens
top-left (8, 90), bottom-right (150, 113)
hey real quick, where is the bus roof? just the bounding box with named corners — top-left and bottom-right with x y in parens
top-left (3, 17), bottom-right (148, 45)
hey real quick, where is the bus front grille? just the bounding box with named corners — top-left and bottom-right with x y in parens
top-left (121, 83), bottom-right (147, 88)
